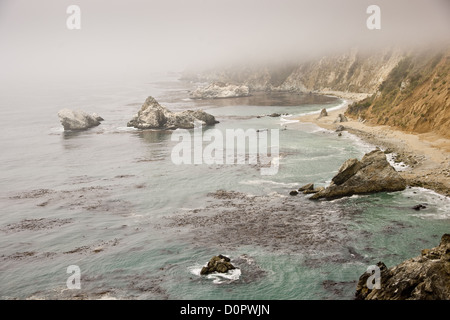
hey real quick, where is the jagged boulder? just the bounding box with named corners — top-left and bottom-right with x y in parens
top-left (355, 234), bottom-right (450, 300)
top-left (334, 114), bottom-right (348, 123)
top-left (298, 183), bottom-right (314, 192)
top-left (190, 82), bottom-right (250, 99)
top-left (310, 149), bottom-right (406, 200)
top-left (317, 108), bottom-right (328, 119)
top-left (58, 109), bottom-right (103, 131)
top-left (303, 186), bottom-right (325, 194)
top-left (127, 96), bottom-right (218, 130)
top-left (200, 255), bottom-right (236, 275)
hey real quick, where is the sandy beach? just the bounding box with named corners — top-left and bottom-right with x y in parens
top-left (296, 100), bottom-right (450, 197)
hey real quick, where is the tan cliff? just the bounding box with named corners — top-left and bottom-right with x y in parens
top-left (347, 48), bottom-right (450, 139)
top-left (184, 46), bottom-right (449, 140)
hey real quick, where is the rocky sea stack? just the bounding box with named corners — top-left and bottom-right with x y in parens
top-left (190, 82), bottom-right (250, 99)
top-left (127, 96), bottom-right (219, 130)
top-left (200, 255), bottom-right (236, 275)
top-left (355, 234), bottom-right (450, 300)
top-left (58, 109), bottom-right (103, 131)
top-left (310, 149), bottom-right (406, 200)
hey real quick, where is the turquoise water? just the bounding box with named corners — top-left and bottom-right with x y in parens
top-left (0, 74), bottom-right (449, 300)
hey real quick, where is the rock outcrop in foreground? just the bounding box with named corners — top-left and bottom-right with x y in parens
top-left (190, 82), bottom-right (250, 99)
top-left (200, 255), bottom-right (236, 275)
top-left (310, 149), bottom-right (406, 200)
top-left (58, 109), bottom-right (103, 131)
top-left (355, 234), bottom-right (450, 300)
top-left (127, 96), bottom-right (219, 130)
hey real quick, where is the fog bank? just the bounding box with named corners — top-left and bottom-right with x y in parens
top-left (0, 0), bottom-right (449, 84)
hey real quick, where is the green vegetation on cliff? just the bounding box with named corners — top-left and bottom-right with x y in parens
top-left (347, 48), bottom-right (450, 138)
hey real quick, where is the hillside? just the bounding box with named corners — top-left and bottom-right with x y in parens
top-left (183, 48), bottom-right (404, 95)
top-left (346, 49), bottom-right (450, 139)
top-left (184, 46), bottom-right (449, 139)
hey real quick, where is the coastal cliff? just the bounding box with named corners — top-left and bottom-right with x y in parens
top-left (183, 47), bottom-right (404, 98)
top-left (184, 46), bottom-right (449, 139)
top-left (347, 48), bottom-right (450, 139)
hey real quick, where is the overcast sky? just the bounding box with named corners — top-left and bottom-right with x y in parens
top-left (0, 0), bottom-right (449, 83)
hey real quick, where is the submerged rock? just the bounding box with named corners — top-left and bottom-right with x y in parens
top-left (200, 255), bottom-right (236, 275)
top-left (355, 234), bottom-right (450, 300)
top-left (127, 96), bottom-right (218, 130)
top-left (58, 109), bottom-right (102, 131)
top-left (190, 82), bottom-right (250, 99)
top-left (310, 149), bottom-right (406, 200)
top-left (412, 204), bottom-right (427, 211)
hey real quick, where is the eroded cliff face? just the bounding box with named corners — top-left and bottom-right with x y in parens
top-left (278, 48), bottom-right (404, 95)
top-left (347, 48), bottom-right (450, 139)
top-left (184, 46), bottom-right (449, 139)
top-left (183, 47), bottom-right (404, 95)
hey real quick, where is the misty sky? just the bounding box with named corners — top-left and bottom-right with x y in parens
top-left (0, 0), bottom-right (449, 83)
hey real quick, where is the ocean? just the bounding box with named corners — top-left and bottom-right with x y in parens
top-left (1, 73), bottom-right (449, 300)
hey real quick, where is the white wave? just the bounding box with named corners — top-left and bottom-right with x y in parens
top-left (239, 179), bottom-right (298, 187)
top-left (297, 99), bottom-right (349, 117)
top-left (404, 187), bottom-right (450, 219)
top-left (116, 126), bottom-right (139, 132)
top-left (340, 131), bottom-right (376, 154)
top-left (385, 153), bottom-right (409, 172)
top-left (49, 127), bottom-right (64, 133)
top-left (279, 118), bottom-right (299, 124)
top-left (189, 265), bottom-right (241, 284)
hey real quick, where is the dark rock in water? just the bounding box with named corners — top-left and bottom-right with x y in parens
top-left (298, 183), bottom-right (314, 192)
top-left (412, 204), bottom-right (427, 211)
top-left (127, 96), bottom-right (218, 130)
top-left (338, 132), bottom-right (342, 137)
top-left (289, 190), bottom-right (299, 196)
top-left (310, 149), bottom-right (406, 200)
top-left (268, 113), bottom-right (281, 117)
top-left (331, 158), bottom-right (361, 186)
top-left (58, 109), bottom-right (102, 131)
top-left (355, 234), bottom-right (450, 300)
top-left (200, 255), bottom-right (236, 275)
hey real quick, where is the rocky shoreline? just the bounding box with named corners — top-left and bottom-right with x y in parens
top-left (296, 100), bottom-right (450, 197)
top-left (355, 234), bottom-right (450, 300)
top-left (300, 148), bottom-right (407, 200)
